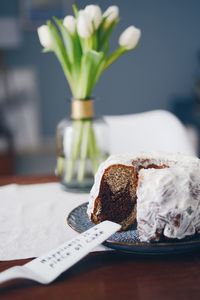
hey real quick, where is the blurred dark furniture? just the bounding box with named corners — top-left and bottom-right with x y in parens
top-left (0, 110), bottom-right (14, 175)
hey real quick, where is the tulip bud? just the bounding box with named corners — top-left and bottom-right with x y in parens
top-left (103, 6), bottom-right (119, 28)
top-left (84, 5), bottom-right (102, 29)
top-left (37, 25), bottom-right (53, 48)
top-left (77, 10), bottom-right (93, 39)
top-left (63, 15), bottom-right (76, 35)
top-left (119, 26), bottom-right (141, 50)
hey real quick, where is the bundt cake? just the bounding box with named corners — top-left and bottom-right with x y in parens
top-left (87, 153), bottom-right (200, 242)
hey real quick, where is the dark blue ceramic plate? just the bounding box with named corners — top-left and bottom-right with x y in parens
top-left (67, 203), bottom-right (200, 255)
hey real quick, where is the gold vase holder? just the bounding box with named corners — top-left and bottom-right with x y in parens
top-left (71, 99), bottom-right (94, 120)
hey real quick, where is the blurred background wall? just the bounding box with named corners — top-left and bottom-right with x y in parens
top-left (0, 0), bottom-right (200, 175)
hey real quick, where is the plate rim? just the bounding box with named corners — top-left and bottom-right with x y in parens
top-left (67, 202), bottom-right (200, 250)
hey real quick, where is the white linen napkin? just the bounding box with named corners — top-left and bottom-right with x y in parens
top-left (0, 183), bottom-right (109, 261)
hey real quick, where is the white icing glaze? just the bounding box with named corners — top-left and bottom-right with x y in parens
top-left (137, 166), bottom-right (200, 241)
top-left (87, 152), bottom-right (200, 241)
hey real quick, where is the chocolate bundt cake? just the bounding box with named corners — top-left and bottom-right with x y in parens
top-left (87, 153), bottom-right (200, 242)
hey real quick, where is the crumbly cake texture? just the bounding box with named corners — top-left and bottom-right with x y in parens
top-left (87, 152), bottom-right (200, 242)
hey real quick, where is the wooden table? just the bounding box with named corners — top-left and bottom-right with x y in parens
top-left (1, 175), bottom-right (200, 300)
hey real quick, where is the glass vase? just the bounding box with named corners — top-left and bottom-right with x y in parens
top-left (56, 99), bottom-right (109, 192)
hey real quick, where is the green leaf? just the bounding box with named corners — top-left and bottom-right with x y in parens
top-left (78, 50), bottom-right (104, 98)
top-left (54, 17), bottom-right (82, 82)
top-left (53, 17), bottom-right (74, 63)
top-left (47, 20), bottom-right (75, 94)
top-left (72, 3), bottom-right (79, 17)
top-left (47, 21), bottom-right (70, 73)
top-left (92, 59), bottom-right (106, 86)
top-left (98, 18), bottom-right (119, 53)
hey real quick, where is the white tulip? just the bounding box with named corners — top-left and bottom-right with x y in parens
top-left (84, 5), bottom-right (102, 29)
top-left (77, 10), bottom-right (93, 38)
top-left (103, 6), bottom-right (119, 28)
top-left (37, 25), bottom-right (53, 48)
top-left (63, 15), bottom-right (76, 35)
top-left (119, 25), bottom-right (141, 50)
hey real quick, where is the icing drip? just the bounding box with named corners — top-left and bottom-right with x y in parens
top-left (137, 167), bottom-right (200, 241)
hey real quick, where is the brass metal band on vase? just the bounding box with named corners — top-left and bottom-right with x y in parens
top-left (71, 99), bottom-right (94, 120)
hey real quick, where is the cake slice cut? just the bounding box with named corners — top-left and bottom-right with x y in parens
top-left (90, 164), bottom-right (138, 230)
top-left (87, 152), bottom-right (200, 242)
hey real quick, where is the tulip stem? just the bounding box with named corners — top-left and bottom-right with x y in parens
top-left (103, 47), bottom-right (126, 71)
top-left (65, 120), bottom-right (83, 183)
top-left (77, 120), bottom-right (90, 182)
top-left (62, 119), bottom-right (104, 185)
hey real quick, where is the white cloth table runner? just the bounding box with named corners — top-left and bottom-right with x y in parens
top-left (0, 183), bottom-right (108, 261)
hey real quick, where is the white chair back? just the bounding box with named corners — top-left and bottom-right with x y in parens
top-left (104, 110), bottom-right (196, 156)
